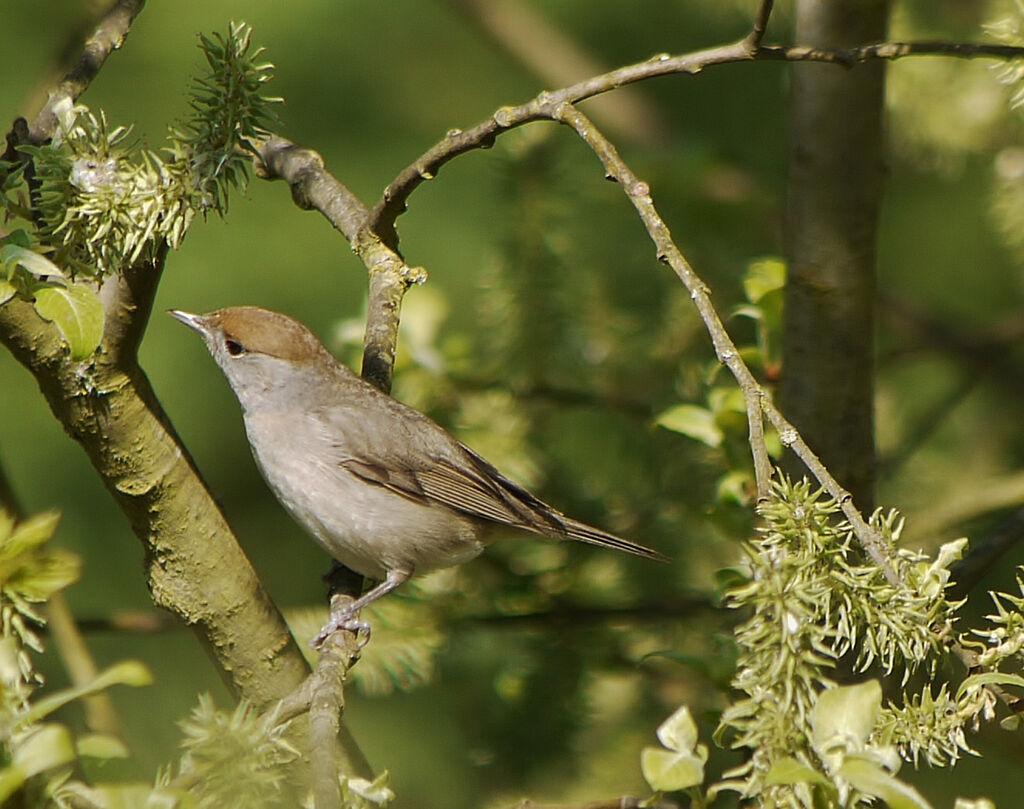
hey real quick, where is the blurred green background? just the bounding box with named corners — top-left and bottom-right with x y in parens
top-left (5, 1), bottom-right (1024, 806)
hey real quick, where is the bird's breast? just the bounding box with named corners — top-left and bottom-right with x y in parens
top-left (242, 409), bottom-right (485, 580)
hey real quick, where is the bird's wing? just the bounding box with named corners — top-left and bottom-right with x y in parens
top-left (328, 390), bottom-right (667, 562)
top-left (340, 448), bottom-right (559, 532)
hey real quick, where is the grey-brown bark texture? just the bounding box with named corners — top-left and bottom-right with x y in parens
top-left (782, 0), bottom-right (890, 510)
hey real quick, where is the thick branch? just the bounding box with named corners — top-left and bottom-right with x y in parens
top-left (0, 1), bottom-right (327, 709)
top-left (0, 287), bottom-right (311, 706)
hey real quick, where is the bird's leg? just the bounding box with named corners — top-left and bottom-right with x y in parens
top-left (313, 568), bottom-right (412, 649)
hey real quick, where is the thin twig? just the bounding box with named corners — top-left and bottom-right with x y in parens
top-left (745, 0), bottom-right (776, 51)
top-left (28, 0), bottom-right (147, 145)
top-left (309, 603), bottom-right (367, 809)
top-left (548, 101), bottom-right (900, 584)
top-left (367, 37), bottom-right (1024, 251)
top-left (254, 135), bottom-right (424, 394)
top-left (60, 595), bottom-right (717, 636)
top-left (449, 0), bottom-right (671, 148)
top-left (745, 388), bottom-right (772, 502)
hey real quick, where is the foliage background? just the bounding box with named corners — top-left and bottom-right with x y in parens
top-left (4, 1), bottom-right (1024, 806)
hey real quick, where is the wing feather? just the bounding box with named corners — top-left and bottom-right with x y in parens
top-left (330, 393), bottom-right (667, 562)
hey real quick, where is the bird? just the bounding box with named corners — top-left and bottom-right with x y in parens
top-left (170, 306), bottom-right (667, 645)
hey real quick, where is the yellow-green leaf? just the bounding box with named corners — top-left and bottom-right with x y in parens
top-left (12, 723), bottom-right (76, 778)
top-left (765, 757), bottom-right (829, 787)
top-left (839, 757), bottom-right (932, 809)
top-left (33, 283), bottom-right (104, 360)
top-left (77, 733), bottom-right (130, 760)
top-left (743, 258), bottom-right (786, 303)
top-left (656, 705), bottom-right (700, 752)
top-left (655, 404), bottom-right (723, 447)
top-left (26, 660), bottom-right (153, 724)
top-left (0, 278), bottom-right (15, 305)
top-left (0, 244), bottom-right (66, 281)
top-left (641, 747), bottom-right (706, 792)
top-left (957, 671), bottom-right (1024, 700)
top-left (811, 680), bottom-right (881, 752)
top-left (1, 510), bottom-right (60, 559)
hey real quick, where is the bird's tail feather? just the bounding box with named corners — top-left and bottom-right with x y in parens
top-left (562, 518), bottom-right (669, 563)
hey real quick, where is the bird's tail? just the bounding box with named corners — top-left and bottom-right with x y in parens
top-left (561, 517), bottom-right (669, 563)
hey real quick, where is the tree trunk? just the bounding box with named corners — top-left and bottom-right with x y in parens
top-left (781, 0), bottom-right (890, 510)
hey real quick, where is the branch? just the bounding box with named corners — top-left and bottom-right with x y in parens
top-left (367, 36), bottom-right (1024, 252)
top-left (455, 595), bottom-right (718, 629)
top-left (0, 5), bottom-right (329, 711)
top-left (28, 0), bottom-right (147, 145)
top-left (0, 278), bottom-right (311, 705)
top-left (448, 0), bottom-right (671, 148)
top-left (745, 0), bottom-right (776, 51)
top-left (548, 101), bottom-right (899, 583)
top-left (254, 135), bottom-right (425, 394)
top-left (309, 595), bottom-right (372, 806)
top-left (759, 39), bottom-right (1024, 67)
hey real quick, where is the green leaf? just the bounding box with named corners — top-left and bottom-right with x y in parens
top-left (655, 404), bottom-right (723, 447)
top-left (641, 706), bottom-right (708, 792)
top-left (0, 244), bottom-right (66, 281)
top-left (707, 385), bottom-right (746, 416)
top-left (641, 747), bottom-right (706, 792)
top-left (76, 733), bottom-right (130, 760)
top-left (716, 470), bottom-right (751, 505)
top-left (33, 282), bottom-right (105, 360)
top-left (2, 229), bottom-right (32, 249)
top-left (0, 278), bottom-right (15, 305)
top-left (811, 680), bottom-right (881, 753)
top-left (25, 660), bottom-right (153, 724)
top-left (0, 767), bottom-right (26, 805)
top-left (764, 757), bottom-right (829, 787)
top-left (12, 723), bottom-right (76, 778)
top-left (732, 303), bottom-right (764, 322)
top-left (954, 799), bottom-right (996, 809)
top-left (743, 258), bottom-right (786, 303)
top-left (839, 757), bottom-right (932, 809)
top-left (957, 671), bottom-right (1024, 700)
top-left (656, 705), bottom-right (700, 752)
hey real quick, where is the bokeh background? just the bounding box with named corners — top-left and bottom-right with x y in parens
top-left (4, 1), bottom-right (1024, 806)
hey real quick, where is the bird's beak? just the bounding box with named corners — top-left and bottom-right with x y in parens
top-left (167, 309), bottom-right (206, 335)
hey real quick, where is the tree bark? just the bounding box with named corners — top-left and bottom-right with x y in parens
top-left (0, 263), bottom-right (311, 707)
top-left (781, 0), bottom-right (890, 510)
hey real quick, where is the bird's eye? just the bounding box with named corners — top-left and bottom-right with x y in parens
top-left (225, 339), bottom-right (245, 356)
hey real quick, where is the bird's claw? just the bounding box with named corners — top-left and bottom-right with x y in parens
top-left (311, 612), bottom-right (371, 650)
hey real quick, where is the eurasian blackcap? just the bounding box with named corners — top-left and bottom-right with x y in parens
top-left (170, 306), bottom-right (667, 644)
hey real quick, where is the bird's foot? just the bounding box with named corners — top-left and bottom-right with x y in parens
top-left (311, 607), bottom-right (371, 650)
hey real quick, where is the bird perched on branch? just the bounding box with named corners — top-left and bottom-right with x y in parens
top-left (171, 306), bottom-right (667, 645)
